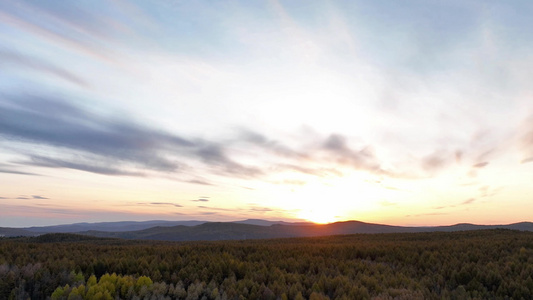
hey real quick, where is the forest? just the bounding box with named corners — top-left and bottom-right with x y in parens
top-left (1, 229), bottom-right (532, 299)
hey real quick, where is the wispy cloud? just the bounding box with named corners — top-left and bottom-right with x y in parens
top-left (191, 198), bottom-right (209, 202)
top-left (247, 205), bottom-right (273, 212)
top-left (461, 198), bottom-right (476, 205)
top-left (0, 168), bottom-right (39, 176)
top-left (472, 162), bottom-right (489, 168)
top-left (421, 150), bottom-right (453, 174)
top-left (186, 179), bottom-right (213, 186)
top-left (521, 157), bottom-right (533, 164)
top-left (519, 115), bottom-right (533, 161)
top-left (195, 144), bottom-right (263, 178)
top-left (0, 50), bottom-right (88, 87)
top-left (0, 94), bottom-right (191, 175)
top-left (24, 156), bottom-right (146, 177)
top-left (12, 195), bottom-right (50, 200)
top-left (144, 202), bottom-right (183, 208)
top-left (322, 134), bottom-right (382, 173)
top-left (433, 197), bottom-right (478, 211)
top-left (197, 206), bottom-right (233, 212)
top-left (0, 8), bottom-right (115, 63)
top-left (406, 212), bottom-right (448, 218)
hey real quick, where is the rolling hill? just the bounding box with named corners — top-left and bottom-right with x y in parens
top-left (77, 220), bottom-right (533, 241)
top-left (2, 220), bottom-right (532, 241)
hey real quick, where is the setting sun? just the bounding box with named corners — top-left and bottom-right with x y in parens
top-left (270, 173), bottom-right (386, 224)
top-left (298, 207), bottom-right (338, 224)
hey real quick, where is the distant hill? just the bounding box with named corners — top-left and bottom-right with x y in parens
top-left (0, 227), bottom-right (37, 237)
top-left (77, 220), bottom-right (533, 242)
top-left (83, 222), bottom-right (279, 241)
top-left (233, 219), bottom-right (313, 226)
top-left (1, 220), bottom-right (532, 240)
top-left (19, 219), bottom-right (304, 235)
top-left (24, 220), bottom-right (207, 233)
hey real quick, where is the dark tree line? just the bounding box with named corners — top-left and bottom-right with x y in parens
top-left (1, 229), bottom-right (532, 299)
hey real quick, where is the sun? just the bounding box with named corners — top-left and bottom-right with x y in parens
top-left (277, 173), bottom-right (385, 224)
top-left (298, 207), bottom-right (339, 224)
top-left (290, 181), bottom-right (346, 224)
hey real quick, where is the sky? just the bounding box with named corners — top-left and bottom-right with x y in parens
top-left (1, 0), bottom-right (533, 227)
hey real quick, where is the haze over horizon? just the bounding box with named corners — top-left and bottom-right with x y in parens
top-left (1, 1), bottom-right (533, 228)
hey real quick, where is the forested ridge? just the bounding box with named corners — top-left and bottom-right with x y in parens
top-left (1, 229), bottom-right (532, 299)
top-left (3, 220), bottom-right (533, 240)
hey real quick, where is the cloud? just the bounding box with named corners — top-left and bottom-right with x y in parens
top-left (277, 179), bottom-right (307, 186)
top-left (478, 185), bottom-right (503, 198)
top-left (277, 164), bottom-right (342, 177)
top-left (197, 206), bottom-right (233, 212)
top-left (16, 196), bottom-right (30, 200)
top-left (3, 90), bottom-right (472, 184)
top-left (433, 197), bottom-right (477, 210)
top-left (455, 150), bottom-right (463, 163)
top-left (0, 49), bottom-right (88, 87)
top-left (1, 94), bottom-right (385, 181)
top-left (0, 163), bottom-right (40, 176)
top-left (32, 195), bottom-right (48, 200)
top-left (1, 94), bottom-right (276, 179)
top-left (461, 198), bottom-right (476, 205)
top-left (247, 206), bottom-right (273, 212)
top-left (191, 198), bottom-right (209, 202)
top-left (3, 89), bottom-right (519, 187)
top-left (0, 2), bottom-right (115, 63)
top-left (18, 1), bottom-right (126, 41)
top-left (521, 157), bottom-right (533, 164)
top-left (23, 155), bottom-right (146, 176)
top-left (147, 202), bottom-right (183, 208)
top-left (187, 179), bottom-right (213, 186)
top-left (519, 115), bottom-right (533, 161)
top-left (421, 150), bottom-right (452, 173)
top-left (321, 134), bottom-right (398, 176)
top-left (0, 167), bottom-right (39, 176)
top-left (322, 134), bottom-right (376, 168)
top-left (195, 144), bottom-right (263, 178)
top-left (238, 129), bottom-right (306, 159)
top-left (406, 212), bottom-right (448, 218)
top-left (120, 202), bottom-right (183, 208)
top-left (0, 94), bottom-right (193, 174)
top-left (472, 162), bottom-right (489, 168)
top-left (1, 203), bottom-right (188, 223)
top-left (248, 132), bottom-right (396, 179)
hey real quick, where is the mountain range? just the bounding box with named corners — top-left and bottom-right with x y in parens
top-left (2, 219), bottom-right (533, 241)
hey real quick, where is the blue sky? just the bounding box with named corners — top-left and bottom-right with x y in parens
top-left (1, 0), bottom-right (533, 227)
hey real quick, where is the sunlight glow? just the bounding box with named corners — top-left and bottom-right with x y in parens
top-left (275, 172), bottom-right (388, 224)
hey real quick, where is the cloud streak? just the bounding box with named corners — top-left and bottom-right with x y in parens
top-left (0, 168), bottom-right (39, 176)
top-left (0, 50), bottom-right (88, 87)
top-left (191, 198), bottom-right (209, 202)
top-left (0, 93), bottom-right (397, 181)
top-left (143, 202), bottom-right (183, 208)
